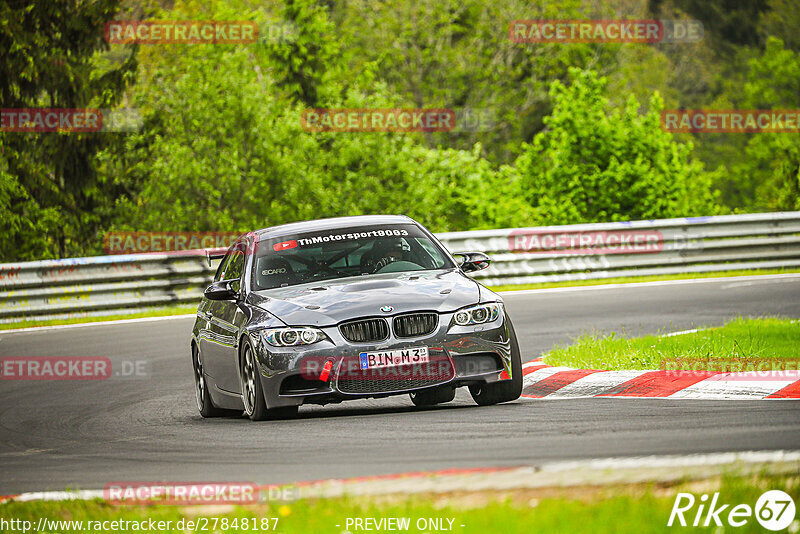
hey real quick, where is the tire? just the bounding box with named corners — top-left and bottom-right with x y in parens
top-left (240, 339), bottom-right (298, 421)
top-left (192, 344), bottom-right (238, 418)
top-left (469, 318), bottom-right (523, 406)
top-left (410, 385), bottom-right (456, 406)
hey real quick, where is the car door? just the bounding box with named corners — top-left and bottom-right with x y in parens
top-left (210, 241), bottom-right (249, 393)
top-left (198, 250), bottom-right (232, 386)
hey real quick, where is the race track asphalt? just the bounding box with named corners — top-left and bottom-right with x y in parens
top-left (1, 275), bottom-right (799, 493)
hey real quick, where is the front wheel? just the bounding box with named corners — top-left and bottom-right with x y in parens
top-left (469, 318), bottom-right (523, 406)
top-left (240, 339), bottom-right (298, 421)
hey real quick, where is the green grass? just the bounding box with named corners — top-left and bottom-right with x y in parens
top-left (0, 305), bottom-right (197, 331)
top-left (544, 317), bottom-right (800, 371)
top-left (1, 474), bottom-right (796, 533)
top-left (488, 267), bottom-right (800, 292)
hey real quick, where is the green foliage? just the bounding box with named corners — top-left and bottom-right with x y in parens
top-left (732, 37), bottom-right (800, 210)
top-left (105, 0), bottom-right (515, 234)
top-left (513, 69), bottom-right (719, 224)
top-left (645, 0), bottom-right (800, 214)
top-left (103, 0), bottom-right (720, 237)
top-left (4, 0), bottom-right (798, 262)
top-left (330, 0), bottom-right (617, 163)
top-left (653, 0), bottom-right (770, 50)
top-left (265, 0), bottom-right (343, 106)
top-left (0, 0), bottom-right (138, 260)
top-left (759, 0), bottom-right (800, 51)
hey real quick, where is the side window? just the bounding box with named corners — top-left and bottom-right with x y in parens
top-left (213, 240), bottom-right (247, 283)
top-left (213, 252), bottom-right (232, 282)
top-left (224, 246), bottom-right (246, 292)
top-left (225, 251), bottom-right (245, 279)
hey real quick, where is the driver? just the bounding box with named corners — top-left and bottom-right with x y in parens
top-left (365, 238), bottom-right (409, 273)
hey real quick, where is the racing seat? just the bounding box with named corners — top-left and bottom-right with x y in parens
top-left (256, 256), bottom-right (298, 289)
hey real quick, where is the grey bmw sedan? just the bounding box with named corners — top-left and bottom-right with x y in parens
top-left (191, 215), bottom-right (522, 421)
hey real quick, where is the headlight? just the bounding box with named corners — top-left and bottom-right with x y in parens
top-left (261, 327), bottom-right (328, 347)
top-left (452, 303), bottom-right (502, 326)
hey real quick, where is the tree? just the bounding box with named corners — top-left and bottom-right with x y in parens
top-left (265, 0), bottom-right (343, 107)
top-left (513, 68), bottom-right (720, 225)
top-left (329, 0), bottom-right (619, 163)
top-left (105, 0), bottom-right (518, 234)
top-left (649, 0), bottom-right (770, 50)
top-left (0, 0), bottom-right (137, 260)
top-left (733, 37), bottom-right (800, 210)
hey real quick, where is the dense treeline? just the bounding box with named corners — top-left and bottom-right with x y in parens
top-left (1, 0), bottom-right (798, 261)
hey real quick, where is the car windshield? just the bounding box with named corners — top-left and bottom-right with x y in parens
top-left (252, 224), bottom-right (453, 290)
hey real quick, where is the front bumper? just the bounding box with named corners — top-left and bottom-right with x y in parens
top-left (252, 311), bottom-right (514, 408)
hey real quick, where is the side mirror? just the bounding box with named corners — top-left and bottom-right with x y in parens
top-left (204, 279), bottom-right (238, 301)
top-left (453, 252), bottom-right (491, 273)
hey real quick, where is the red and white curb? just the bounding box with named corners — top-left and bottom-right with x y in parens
top-left (521, 359), bottom-right (800, 399)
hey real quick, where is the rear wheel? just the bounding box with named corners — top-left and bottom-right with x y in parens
top-left (469, 319), bottom-right (523, 406)
top-left (410, 385), bottom-right (456, 406)
top-left (240, 339), bottom-right (298, 421)
top-left (193, 345), bottom-right (237, 417)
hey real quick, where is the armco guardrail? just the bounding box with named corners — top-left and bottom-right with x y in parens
top-left (437, 211), bottom-right (800, 286)
top-left (1, 212), bottom-right (799, 322)
top-left (0, 253), bottom-right (216, 322)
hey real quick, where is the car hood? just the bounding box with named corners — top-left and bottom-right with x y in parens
top-left (248, 269), bottom-right (480, 326)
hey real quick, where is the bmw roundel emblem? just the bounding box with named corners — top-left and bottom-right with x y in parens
top-left (380, 305), bottom-right (393, 313)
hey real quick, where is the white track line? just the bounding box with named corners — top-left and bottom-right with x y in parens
top-left (537, 450), bottom-right (800, 471)
top-left (501, 273), bottom-right (800, 295)
top-left (0, 314), bottom-right (196, 335)
top-left (662, 328), bottom-right (700, 337)
top-left (7, 490), bottom-right (103, 502)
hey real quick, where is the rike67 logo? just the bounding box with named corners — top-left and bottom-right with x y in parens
top-left (668, 490), bottom-right (796, 531)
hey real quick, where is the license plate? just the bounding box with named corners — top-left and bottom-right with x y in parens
top-left (359, 347), bottom-right (429, 370)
